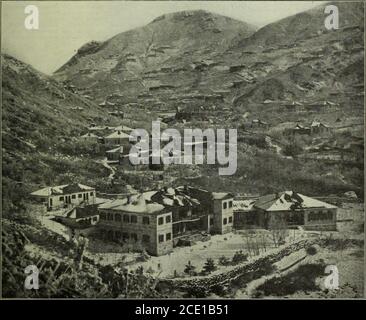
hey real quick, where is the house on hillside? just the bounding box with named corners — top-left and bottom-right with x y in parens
top-left (31, 184), bottom-right (96, 211)
top-left (104, 130), bottom-right (130, 146)
top-left (251, 119), bottom-right (269, 129)
top-left (233, 191), bottom-right (337, 231)
top-left (80, 132), bottom-right (100, 143)
top-left (106, 146), bottom-right (125, 161)
top-left (310, 120), bottom-right (331, 134)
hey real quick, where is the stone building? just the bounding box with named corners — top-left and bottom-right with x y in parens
top-left (97, 186), bottom-right (234, 256)
top-left (30, 183), bottom-right (96, 211)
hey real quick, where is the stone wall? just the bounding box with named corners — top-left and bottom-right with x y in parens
top-left (157, 239), bottom-right (316, 293)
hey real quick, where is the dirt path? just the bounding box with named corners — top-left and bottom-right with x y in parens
top-left (99, 157), bottom-right (116, 181)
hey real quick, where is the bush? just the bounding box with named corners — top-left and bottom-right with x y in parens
top-left (202, 258), bottom-right (217, 274)
top-left (232, 250), bottom-right (248, 265)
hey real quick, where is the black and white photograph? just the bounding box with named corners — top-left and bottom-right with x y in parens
top-left (1, 0), bottom-right (365, 301)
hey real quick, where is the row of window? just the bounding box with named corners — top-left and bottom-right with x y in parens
top-left (108, 231), bottom-right (172, 243)
top-left (100, 212), bottom-right (172, 225)
top-left (159, 232), bottom-right (172, 243)
top-left (223, 216), bottom-right (233, 225)
top-left (223, 201), bottom-right (233, 210)
top-left (308, 211), bottom-right (333, 222)
top-left (59, 192), bottom-right (94, 201)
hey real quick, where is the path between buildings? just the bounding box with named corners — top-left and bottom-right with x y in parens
top-left (99, 158), bottom-right (116, 181)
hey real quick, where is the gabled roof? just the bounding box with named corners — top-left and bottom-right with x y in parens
top-left (254, 191), bottom-right (337, 211)
top-left (113, 125), bottom-right (133, 132)
top-left (105, 131), bottom-right (130, 139)
top-left (31, 184), bottom-right (95, 197)
top-left (148, 187), bottom-right (200, 207)
top-left (212, 192), bottom-right (233, 200)
top-left (81, 132), bottom-right (99, 138)
top-left (233, 200), bottom-right (256, 212)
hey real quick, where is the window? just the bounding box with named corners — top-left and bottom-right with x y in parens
top-left (115, 214), bottom-right (121, 222)
top-left (59, 196), bottom-right (64, 201)
top-left (130, 215), bottom-right (137, 223)
top-left (131, 233), bottom-right (138, 242)
top-left (93, 217), bottom-right (98, 222)
top-left (210, 218), bottom-right (214, 226)
top-left (166, 215), bottom-right (171, 223)
top-left (122, 233), bottom-right (129, 241)
top-left (123, 215), bottom-right (130, 223)
top-left (78, 194), bottom-right (82, 198)
top-left (100, 212), bottom-right (106, 220)
top-left (72, 194), bottom-right (76, 199)
top-left (158, 234), bottom-right (164, 243)
top-left (158, 217), bottom-right (164, 225)
top-left (90, 192), bottom-right (94, 196)
top-left (223, 202), bottom-right (227, 209)
top-left (115, 231), bottom-right (122, 239)
top-left (143, 217), bottom-right (150, 225)
top-left (166, 233), bottom-right (172, 241)
top-left (229, 201), bottom-right (233, 208)
top-left (229, 216), bottom-right (233, 223)
top-left (142, 235), bottom-right (150, 243)
top-left (223, 218), bottom-right (227, 225)
top-left (107, 213), bottom-right (113, 221)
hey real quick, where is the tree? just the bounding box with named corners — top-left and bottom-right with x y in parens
top-left (202, 258), bottom-right (217, 274)
top-left (268, 215), bottom-right (288, 247)
top-left (218, 256), bottom-right (230, 266)
top-left (184, 261), bottom-right (196, 276)
top-left (232, 250), bottom-right (248, 265)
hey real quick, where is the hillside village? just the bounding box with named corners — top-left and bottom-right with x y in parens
top-left (2, 2), bottom-right (365, 298)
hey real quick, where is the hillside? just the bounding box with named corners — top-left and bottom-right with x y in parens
top-left (1, 54), bottom-right (153, 215)
top-left (2, 3), bottom-right (364, 216)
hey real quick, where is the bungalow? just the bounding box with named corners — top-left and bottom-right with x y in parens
top-left (31, 183), bottom-right (96, 211)
top-left (310, 121), bottom-right (331, 134)
top-left (104, 130), bottom-right (130, 146)
top-left (80, 132), bottom-right (100, 143)
top-left (233, 191), bottom-right (337, 231)
top-left (56, 203), bottom-right (100, 228)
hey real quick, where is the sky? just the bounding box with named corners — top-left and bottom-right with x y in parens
top-left (1, 1), bottom-right (322, 74)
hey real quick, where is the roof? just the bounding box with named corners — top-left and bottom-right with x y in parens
top-left (98, 194), bottom-right (166, 214)
top-left (105, 131), bottom-right (130, 139)
top-left (212, 192), bottom-right (233, 200)
top-left (148, 187), bottom-right (201, 207)
top-left (254, 191), bottom-right (337, 212)
top-left (106, 146), bottom-right (124, 153)
top-left (113, 125), bottom-right (133, 132)
top-left (81, 132), bottom-right (99, 138)
top-left (233, 200), bottom-right (256, 212)
top-left (31, 184), bottom-right (95, 197)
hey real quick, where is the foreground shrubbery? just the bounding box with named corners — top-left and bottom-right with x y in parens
top-left (2, 219), bottom-right (162, 298)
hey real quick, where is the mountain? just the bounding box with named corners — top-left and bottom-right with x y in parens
top-left (54, 10), bottom-right (256, 105)
top-left (235, 2), bottom-right (364, 49)
top-left (54, 4), bottom-right (364, 123)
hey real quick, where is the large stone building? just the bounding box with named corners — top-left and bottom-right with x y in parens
top-left (97, 186), bottom-right (234, 256)
top-left (98, 194), bottom-right (173, 256)
top-left (31, 183), bottom-right (96, 211)
top-left (233, 191), bottom-right (337, 231)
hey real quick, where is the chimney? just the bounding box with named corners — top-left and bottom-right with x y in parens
top-left (127, 195), bottom-right (131, 204)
